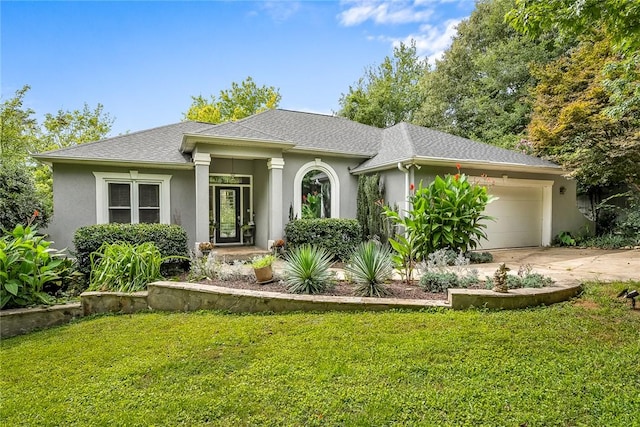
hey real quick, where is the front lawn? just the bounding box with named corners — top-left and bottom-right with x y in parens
top-left (1, 281), bottom-right (639, 426)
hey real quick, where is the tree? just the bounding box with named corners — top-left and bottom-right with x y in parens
top-left (338, 41), bottom-right (429, 128)
top-left (0, 85), bottom-right (38, 166)
top-left (527, 35), bottom-right (640, 229)
top-left (184, 76), bottom-right (281, 124)
top-left (0, 164), bottom-right (50, 231)
top-left (414, 0), bottom-right (570, 148)
top-left (39, 103), bottom-right (113, 152)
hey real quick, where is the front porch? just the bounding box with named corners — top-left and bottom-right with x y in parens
top-left (209, 245), bottom-right (272, 263)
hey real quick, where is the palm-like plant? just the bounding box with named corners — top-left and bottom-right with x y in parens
top-left (284, 244), bottom-right (334, 294)
top-left (346, 241), bottom-right (393, 297)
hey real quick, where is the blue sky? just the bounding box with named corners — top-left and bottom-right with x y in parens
top-left (2, 0), bottom-right (476, 136)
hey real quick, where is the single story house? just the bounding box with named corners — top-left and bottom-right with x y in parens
top-left (34, 109), bottom-right (589, 252)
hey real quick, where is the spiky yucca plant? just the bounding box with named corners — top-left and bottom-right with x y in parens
top-left (284, 244), bottom-right (334, 294)
top-left (346, 241), bottom-right (393, 297)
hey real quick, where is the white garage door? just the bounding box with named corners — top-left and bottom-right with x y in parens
top-left (480, 186), bottom-right (543, 249)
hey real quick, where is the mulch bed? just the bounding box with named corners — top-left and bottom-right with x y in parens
top-left (195, 277), bottom-right (449, 301)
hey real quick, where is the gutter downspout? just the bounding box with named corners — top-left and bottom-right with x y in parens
top-left (397, 162), bottom-right (410, 216)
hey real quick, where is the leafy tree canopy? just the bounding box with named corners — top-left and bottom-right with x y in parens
top-left (0, 85), bottom-right (38, 167)
top-left (338, 41), bottom-right (429, 128)
top-left (184, 76), bottom-right (281, 124)
top-left (528, 35), bottom-right (640, 192)
top-left (414, 0), bottom-right (570, 148)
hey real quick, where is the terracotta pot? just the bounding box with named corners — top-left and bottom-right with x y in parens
top-left (254, 265), bottom-right (273, 283)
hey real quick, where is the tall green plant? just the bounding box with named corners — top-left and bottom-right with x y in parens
top-left (283, 245), bottom-right (334, 295)
top-left (356, 174), bottom-right (389, 242)
top-left (384, 172), bottom-right (494, 283)
top-left (345, 241), bottom-right (393, 297)
top-left (0, 224), bottom-right (66, 309)
top-left (89, 241), bottom-right (175, 293)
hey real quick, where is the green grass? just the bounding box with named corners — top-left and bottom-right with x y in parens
top-left (1, 282), bottom-right (639, 426)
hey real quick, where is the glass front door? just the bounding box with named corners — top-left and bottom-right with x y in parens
top-left (215, 186), bottom-right (241, 244)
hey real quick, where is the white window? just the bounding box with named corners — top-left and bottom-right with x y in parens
top-left (293, 159), bottom-right (340, 219)
top-left (93, 171), bottom-right (172, 224)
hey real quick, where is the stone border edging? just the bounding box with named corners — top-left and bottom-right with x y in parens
top-left (0, 281), bottom-right (582, 338)
top-left (0, 303), bottom-right (82, 339)
top-left (448, 282), bottom-right (582, 309)
top-left (147, 281), bottom-right (449, 313)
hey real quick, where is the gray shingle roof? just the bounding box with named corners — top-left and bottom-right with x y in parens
top-left (34, 121), bottom-right (214, 165)
top-left (34, 109), bottom-right (558, 172)
top-left (351, 122), bottom-right (558, 172)
top-left (195, 109), bottom-right (381, 155)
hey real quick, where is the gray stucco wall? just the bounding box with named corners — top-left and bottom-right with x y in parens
top-left (282, 153), bottom-right (364, 222)
top-left (47, 164), bottom-right (196, 253)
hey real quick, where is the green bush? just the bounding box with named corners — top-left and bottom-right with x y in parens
top-left (0, 225), bottom-right (68, 309)
top-left (467, 251), bottom-right (494, 264)
top-left (0, 164), bottom-right (50, 231)
top-left (89, 241), bottom-right (173, 293)
top-left (385, 173), bottom-right (495, 260)
top-left (345, 241), bottom-right (393, 297)
top-left (419, 271), bottom-right (460, 293)
top-left (73, 223), bottom-right (189, 276)
top-left (284, 218), bottom-right (361, 261)
top-left (284, 244), bottom-right (334, 294)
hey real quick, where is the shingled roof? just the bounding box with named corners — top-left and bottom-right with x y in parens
top-left (34, 109), bottom-right (558, 172)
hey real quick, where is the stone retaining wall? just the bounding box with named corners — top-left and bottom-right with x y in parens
top-left (147, 281), bottom-right (448, 313)
top-left (80, 291), bottom-right (149, 316)
top-left (448, 283), bottom-right (582, 309)
top-left (0, 303), bottom-right (83, 339)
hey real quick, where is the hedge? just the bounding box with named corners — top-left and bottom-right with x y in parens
top-left (73, 223), bottom-right (189, 276)
top-left (284, 218), bottom-right (362, 261)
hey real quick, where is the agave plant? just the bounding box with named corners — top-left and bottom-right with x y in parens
top-left (283, 244), bottom-right (334, 294)
top-left (345, 241), bottom-right (393, 297)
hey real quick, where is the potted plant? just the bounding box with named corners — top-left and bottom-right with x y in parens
top-left (251, 254), bottom-right (275, 283)
top-left (198, 241), bottom-right (215, 257)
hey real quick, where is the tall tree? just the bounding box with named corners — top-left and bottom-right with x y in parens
top-left (338, 41), bottom-right (429, 128)
top-left (184, 76), bottom-right (281, 124)
top-left (414, 0), bottom-right (570, 148)
top-left (0, 85), bottom-right (38, 166)
top-left (528, 35), bottom-right (640, 194)
top-left (40, 103), bottom-right (113, 151)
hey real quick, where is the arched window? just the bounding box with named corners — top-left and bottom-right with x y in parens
top-left (293, 159), bottom-right (340, 219)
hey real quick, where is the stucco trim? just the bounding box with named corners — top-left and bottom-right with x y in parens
top-left (293, 159), bottom-right (340, 219)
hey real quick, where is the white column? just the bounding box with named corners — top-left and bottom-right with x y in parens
top-left (267, 158), bottom-right (285, 248)
top-left (193, 152), bottom-right (211, 243)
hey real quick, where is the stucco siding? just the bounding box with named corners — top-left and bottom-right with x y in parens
top-left (46, 164), bottom-right (197, 254)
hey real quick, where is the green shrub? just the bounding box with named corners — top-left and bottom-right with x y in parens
top-left (345, 241), bottom-right (393, 297)
top-left (384, 173), bottom-right (495, 260)
top-left (419, 271), bottom-right (459, 293)
top-left (284, 218), bottom-right (361, 261)
top-left (0, 165), bottom-right (50, 231)
top-left (88, 241), bottom-right (174, 292)
top-left (578, 233), bottom-right (638, 249)
top-left (284, 244), bottom-right (334, 294)
top-left (73, 223), bottom-right (189, 276)
top-left (0, 225), bottom-right (68, 309)
top-left (467, 251), bottom-right (494, 264)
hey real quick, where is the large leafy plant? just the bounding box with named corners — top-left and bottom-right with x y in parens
top-left (88, 241), bottom-right (176, 293)
top-left (0, 225), bottom-right (66, 309)
top-left (384, 171), bottom-right (494, 283)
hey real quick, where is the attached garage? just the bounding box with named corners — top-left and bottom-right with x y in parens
top-left (480, 178), bottom-right (553, 249)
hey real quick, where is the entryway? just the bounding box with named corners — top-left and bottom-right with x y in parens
top-left (209, 175), bottom-right (253, 245)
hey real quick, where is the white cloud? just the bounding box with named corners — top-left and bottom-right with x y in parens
top-left (338, 0), bottom-right (434, 26)
top-left (396, 19), bottom-right (461, 62)
top-left (260, 1), bottom-right (301, 22)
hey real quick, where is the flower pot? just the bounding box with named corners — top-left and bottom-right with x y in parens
top-left (254, 265), bottom-right (273, 283)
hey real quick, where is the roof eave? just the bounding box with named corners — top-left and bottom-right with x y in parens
top-left (181, 133), bottom-right (296, 153)
top-left (351, 156), bottom-right (563, 175)
top-left (286, 146), bottom-right (374, 159)
top-left (31, 156), bottom-right (194, 170)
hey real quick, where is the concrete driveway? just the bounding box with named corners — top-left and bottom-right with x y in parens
top-left (479, 247), bottom-right (640, 282)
